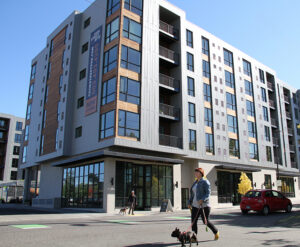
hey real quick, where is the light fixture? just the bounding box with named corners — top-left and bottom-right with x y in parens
top-left (272, 182), bottom-right (275, 187)
top-left (215, 180), bottom-right (218, 186)
top-left (110, 177), bottom-right (114, 186)
top-left (174, 181), bottom-right (178, 188)
top-left (254, 182), bottom-right (256, 187)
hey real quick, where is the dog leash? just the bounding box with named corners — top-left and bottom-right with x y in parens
top-left (187, 205), bottom-right (208, 232)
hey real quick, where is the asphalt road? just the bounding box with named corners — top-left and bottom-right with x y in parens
top-left (0, 205), bottom-right (299, 247)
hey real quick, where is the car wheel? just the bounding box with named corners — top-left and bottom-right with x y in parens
top-left (285, 204), bottom-right (292, 213)
top-left (241, 209), bottom-right (249, 215)
top-left (262, 206), bottom-right (269, 216)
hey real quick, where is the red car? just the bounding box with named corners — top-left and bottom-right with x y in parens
top-left (240, 189), bottom-right (292, 216)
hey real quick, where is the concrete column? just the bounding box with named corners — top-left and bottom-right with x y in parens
top-left (23, 168), bottom-right (31, 202)
top-left (103, 158), bottom-right (116, 213)
top-left (173, 164), bottom-right (181, 211)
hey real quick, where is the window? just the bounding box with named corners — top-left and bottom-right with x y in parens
top-left (264, 126), bottom-right (270, 141)
top-left (202, 37), bottom-right (209, 55)
top-left (189, 129), bottom-right (196, 151)
top-left (249, 143), bottom-right (258, 160)
top-left (84, 17), bottom-right (91, 28)
top-left (47, 62), bottom-right (51, 80)
top-left (223, 49), bottom-right (233, 67)
top-left (244, 80), bottom-right (253, 96)
top-left (227, 115), bottom-right (238, 133)
top-left (45, 85), bottom-right (48, 103)
top-left (203, 83), bottom-right (211, 103)
top-left (40, 135), bottom-right (44, 155)
top-left (205, 133), bottom-right (214, 153)
top-left (105, 17), bottom-right (119, 44)
top-left (28, 83), bottom-right (34, 100)
top-left (101, 77), bottom-right (116, 105)
top-left (226, 92), bottom-right (236, 111)
top-left (187, 52), bottom-right (194, 71)
top-left (266, 146), bottom-right (272, 162)
top-left (75, 126), bottom-right (82, 138)
top-left (118, 110), bottom-right (140, 139)
top-left (55, 129), bottom-right (59, 150)
top-left (49, 39), bottom-right (54, 57)
top-left (121, 45), bottom-right (141, 73)
top-left (225, 70), bottom-right (235, 89)
top-left (243, 59), bottom-right (251, 76)
top-left (79, 68), bottom-right (86, 80)
top-left (124, 0), bottom-right (143, 16)
top-left (261, 87), bottom-right (267, 102)
top-left (123, 16), bottom-right (142, 44)
top-left (31, 63), bottom-right (36, 80)
top-left (188, 103), bottom-right (196, 123)
top-left (104, 45), bottom-right (118, 73)
top-left (26, 104), bottom-right (32, 120)
top-left (0, 120), bottom-right (5, 128)
top-left (10, 171), bottom-right (17, 180)
top-left (57, 102), bottom-right (61, 121)
top-left (259, 69), bottom-right (265, 83)
top-left (59, 75), bottom-right (63, 94)
top-left (202, 60), bottom-right (210, 78)
top-left (77, 97), bottom-right (84, 108)
top-left (187, 77), bottom-right (195, 96)
top-left (248, 121), bottom-right (257, 138)
top-left (12, 158), bottom-right (19, 168)
top-left (107, 0), bottom-right (120, 16)
top-left (82, 42), bottom-right (89, 54)
top-left (120, 76), bottom-right (140, 105)
top-left (13, 146), bottom-right (20, 155)
top-left (42, 110), bottom-right (47, 129)
top-left (14, 134), bottom-right (22, 143)
top-left (229, 139), bottom-right (239, 157)
top-left (263, 106), bottom-right (269, 121)
top-left (0, 131), bottom-right (4, 139)
top-left (24, 125), bottom-right (29, 141)
top-left (100, 110), bottom-right (115, 139)
top-left (61, 49), bottom-right (65, 69)
top-left (294, 109), bottom-right (299, 120)
top-left (264, 174), bottom-right (272, 189)
top-left (204, 108), bottom-right (213, 127)
top-left (246, 100), bottom-right (255, 116)
top-left (186, 30), bottom-right (193, 48)
top-left (16, 122), bottom-right (23, 131)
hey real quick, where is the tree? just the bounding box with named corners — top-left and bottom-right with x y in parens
top-left (237, 172), bottom-right (252, 195)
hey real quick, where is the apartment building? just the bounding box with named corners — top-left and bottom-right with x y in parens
top-left (0, 113), bottom-right (25, 201)
top-left (20, 0), bottom-right (300, 211)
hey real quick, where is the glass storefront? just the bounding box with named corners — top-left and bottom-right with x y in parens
top-left (62, 162), bottom-right (104, 208)
top-left (115, 161), bottom-right (173, 209)
top-left (279, 176), bottom-right (295, 198)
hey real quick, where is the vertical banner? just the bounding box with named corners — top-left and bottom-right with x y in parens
top-left (85, 26), bottom-right (102, 116)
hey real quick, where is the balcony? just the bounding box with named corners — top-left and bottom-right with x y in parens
top-left (159, 134), bottom-right (182, 148)
top-left (289, 144), bottom-right (295, 153)
top-left (271, 118), bottom-right (278, 128)
top-left (159, 103), bottom-right (180, 120)
top-left (284, 95), bottom-right (290, 104)
top-left (286, 111), bottom-right (292, 120)
top-left (159, 73), bottom-right (180, 91)
top-left (287, 128), bottom-right (293, 136)
top-left (159, 20), bottom-right (179, 39)
top-left (269, 100), bottom-right (276, 109)
top-left (274, 157), bottom-right (282, 165)
top-left (272, 137), bottom-right (280, 146)
top-left (159, 46), bottom-right (179, 64)
top-left (267, 82), bottom-right (274, 91)
top-left (291, 162), bottom-right (298, 169)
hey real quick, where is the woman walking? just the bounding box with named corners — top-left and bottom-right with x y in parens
top-left (188, 167), bottom-right (219, 240)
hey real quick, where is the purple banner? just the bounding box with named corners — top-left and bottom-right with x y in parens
top-left (85, 26), bottom-right (102, 116)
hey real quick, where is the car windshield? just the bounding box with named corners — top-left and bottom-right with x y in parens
top-left (245, 191), bottom-right (261, 198)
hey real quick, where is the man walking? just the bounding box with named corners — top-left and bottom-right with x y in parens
top-left (128, 190), bottom-right (137, 215)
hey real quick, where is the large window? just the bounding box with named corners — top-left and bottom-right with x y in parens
top-left (202, 37), bottom-right (209, 55)
top-left (105, 17), bottom-right (119, 44)
top-left (189, 129), bottom-right (196, 151)
top-left (280, 177), bottom-right (295, 198)
top-left (259, 69), bottom-right (265, 83)
top-left (264, 174), bottom-right (272, 189)
top-left (225, 70), bottom-right (235, 89)
top-left (12, 158), bottom-right (19, 168)
top-left (26, 104), bottom-right (32, 120)
top-left (124, 0), bottom-right (143, 16)
top-left (118, 110), bottom-right (140, 139)
top-left (75, 126), bottom-right (82, 138)
top-left (261, 87), bottom-right (267, 102)
top-left (205, 133), bottom-right (214, 153)
top-left (244, 80), bottom-right (253, 96)
top-left (226, 92), bottom-right (236, 111)
top-left (100, 110), bottom-right (115, 139)
top-left (120, 76), bottom-right (140, 105)
top-left (16, 122), bottom-right (23, 131)
top-left (188, 103), bottom-right (196, 123)
top-left (264, 126), bottom-right (270, 141)
top-left (24, 125), bottom-right (29, 141)
top-left (103, 45), bottom-right (118, 73)
top-left (203, 83), bottom-right (211, 103)
top-left (121, 45), bottom-right (141, 73)
top-left (10, 171), bottom-right (17, 180)
top-left (266, 146), bottom-right (272, 162)
top-left (248, 121), bottom-right (257, 138)
top-left (186, 30), bottom-right (193, 48)
top-left (249, 143), bottom-right (258, 160)
top-left (227, 115), bottom-right (238, 133)
top-left (187, 77), bottom-right (195, 96)
top-left (123, 16), bottom-right (142, 44)
top-left (263, 106), bottom-right (269, 121)
top-left (204, 108), bottom-right (213, 127)
top-left (187, 52), bottom-right (194, 71)
top-left (243, 59), bottom-right (251, 76)
top-left (229, 139), bottom-right (239, 157)
top-left (62, 162), bottom-right (105, 208)
top-left (31, 63), bottom-right (37, 80)
top-left (101, 77), bottom-right (116, 105)
top-left (13, 146), bottom-right (20, 155)
top-left (14, 134), bottom-right (22, 143)
top-left (202, 60), bottom-right (210, 78)
top-left (246, 100), bottom-right (255, 117)
top-left (223, 49), bottom-right (233, 67)
top-left (107, 0), bottom-right (120, 16)
top-left (28, 83), bottom-right (34, 100)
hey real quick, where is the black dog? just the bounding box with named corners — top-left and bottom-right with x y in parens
top-left (171, 228), bottom-right (198, 246)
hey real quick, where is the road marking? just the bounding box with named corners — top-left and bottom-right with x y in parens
top-left (11, 224), bottom-right (50, 230)
top-left (166, 217), bottom-right (190, 220)
top-left (107, 220), bottom-right (138, 224)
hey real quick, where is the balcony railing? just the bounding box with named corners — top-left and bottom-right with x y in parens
top-left (267, 82), bottom-right (274, 91)
top-left (287, 128), bottom-right (293, 135)
top-left (271, 118), bottom-right (278, 127)
top-left (159, 20), bottom-right (179, 38)
top-left (269, 100), bottom-right (276, 108)
top-left (284, 95), bottom-right (290, 103)
top-left (159, 73), bottom-right (180, 90)
top-left (286, 111), bottom-right (292, 119)
top-left (159, 46), bottom-right (178, 63)
top-left (272, 137), bottom-right (280, 146)
top-left (291, 162), bottom-right (298, 169)
top-left (289, 145), bottom-right (295, 152)
top-left (159, 103), bottom-right (180, 119)
top-left (159, 134), bottom-right (182, 148)
top-left (274, 157), bottom-right (282, 164)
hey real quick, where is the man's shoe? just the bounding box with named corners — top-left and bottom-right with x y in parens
top-left (214, 231), bottom-right (219, 240)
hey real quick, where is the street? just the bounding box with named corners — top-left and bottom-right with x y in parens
top-left (0, 205), bottom-right (299, 247)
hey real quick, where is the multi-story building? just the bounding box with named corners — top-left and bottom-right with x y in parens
top-left (0, 113), bottom-right (25, 202)
top-left (20, 0), bottom-right (300, 211)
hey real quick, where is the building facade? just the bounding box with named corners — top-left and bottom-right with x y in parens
top-left (20, 0), bottom-right (300, 211)
top-left (0, 113), bottom-right (25, 202)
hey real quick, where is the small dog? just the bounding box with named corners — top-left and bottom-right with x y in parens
top-left (119, 207), bottom-right (128, 215)
top-left (171, 228), bottom-right (198, 246)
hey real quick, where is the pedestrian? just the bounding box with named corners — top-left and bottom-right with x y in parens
top-left (128, 190), bottom-right (137, 215)
top-left (188, 167), bottom-right (219, 240)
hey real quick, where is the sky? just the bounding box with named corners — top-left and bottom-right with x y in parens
top-left (0, 0), bottom-right (299, 118)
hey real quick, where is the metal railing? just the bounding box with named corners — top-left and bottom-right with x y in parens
top-left (159, 46), bottom-right (178, 63)
top-left (159, 73), bottom-right (180, 90)
top-left (159, 134), bottom-right (182, 148)
top-left (287, 128), bottom-right (293, 135)
top-left (269, 100), bottom-right (276, 108)
top-left (289, 145), bottom-right (295, 152)
top-left (159, 103), bottom-right (180, 119)
top-left (291, 162), bottom-right (298, 169)
top-left (159, 20), bottom-right (179, 38)
top-left (272, 137), bottom-right (280, 146)
top-left (267, 82), bottom-right (274, 91)
top-left (274, 157), bottom-right (282, 164)
top-left (286, 111), bottom-right (292, 119)
top-left (271, 118), bottom-right (278, 127)
top-left (284, 95), bottom-right (290, 103)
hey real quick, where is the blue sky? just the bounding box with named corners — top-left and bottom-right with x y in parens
top-left (0, 0), bottom-right (299, 118)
